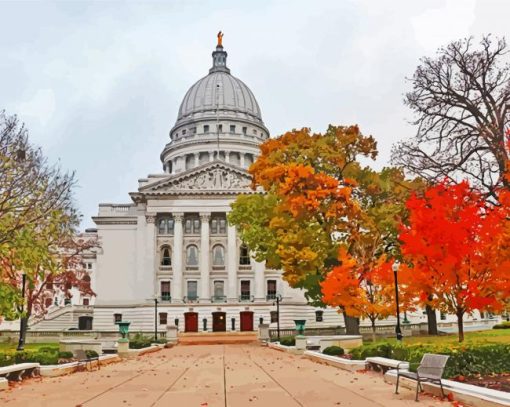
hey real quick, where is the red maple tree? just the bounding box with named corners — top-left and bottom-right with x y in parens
top-left (399, 179), bottom-right (510, 342)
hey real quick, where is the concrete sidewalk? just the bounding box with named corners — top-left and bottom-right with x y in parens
top-left (0, 344), bottom-right (447, 406)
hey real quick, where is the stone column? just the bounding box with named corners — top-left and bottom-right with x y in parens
top-left (225, 150), bottom-right (230, 164)
top-left (254, 259), bottom-right (265, 302)
top-left (240, 153), bottom-right (246, 168)
top-left (227, 224), bottom-right (237, 301)
top-left (199, 212), bottom-right (211, 302)
top-left (194, 152), bottom-right (199, 167)
top-left (172, 213), bottom-right (184, 303)
top-left (208, 151), bottom-right (212, 162)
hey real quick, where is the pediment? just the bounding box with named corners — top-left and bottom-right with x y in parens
top-left (139, 161), bottom-right (252, 195)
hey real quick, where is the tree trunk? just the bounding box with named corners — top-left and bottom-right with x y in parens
top-left (343, 312), bottom-right (360, 335)
top-left (371, 319), bottom-right (376, 343)
top-left (457, 310), bottom-right (465, 343)
top-left (426, 305), bottom-right (438, 335)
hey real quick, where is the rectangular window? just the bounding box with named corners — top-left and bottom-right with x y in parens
top-left (161, 281), bottom-right (171, 301)
top-left (242, 127), bottom-right (247, 135)
top-left (270, 311), bottom-right (278, 323)
top-left (193, 219), bottom-right (200, 233)
top-left (240, 280), bottom-right (251, 300)
top-left (187, 281), bottom-right (198, 300)
top-left (211, 218), bottom-right (218, 234)
top-left (159, 312), bottom-right (168, 325)
top-left (114, 313), bottom-right (122, 323)
top-left (191, 127), bottom-right (197, 134)
top-left (182, 129), bottom-right (186, 135)
top-left (230, 125), bottom-right (235, 133)
top-left (440, 312), bottom-right (446, 321)
top-left (184, 219), bottom-right (192, 234)
top-left (219, 219), bottom-right (226, 234)
top-left (267, 280), bottom-right (277, 299)
top-left (87, 263), bottom-right (92, 269)
top-left (217, 124), bottom-right (223, 132)
top-left (214, 281), bottom-right (224, 300)
top-left (204, 125), bottom-right (210, 133)
top-left (83, 298), bottom-right (90, 306)
top-left (315, 310), bottom-right (324, 322)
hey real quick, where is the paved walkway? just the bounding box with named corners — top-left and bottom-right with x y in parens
top-left (0, 344), bottom-right (447, 406)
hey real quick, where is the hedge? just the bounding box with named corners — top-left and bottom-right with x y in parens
top-left (493, 321), bottom-right (510, 329)
top-left (322, 346), bottom-right (344, 356)
top-left (279, 336), bottom-right (296, 346)
top-left (350, 342), bottom-right (510, 378)
top-left (129, 332), bottom-right (153, 349)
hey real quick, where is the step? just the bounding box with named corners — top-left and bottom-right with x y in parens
top-left (178, 332), bottom-right (258, 345)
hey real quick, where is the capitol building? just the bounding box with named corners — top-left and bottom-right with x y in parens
top-left (65, 38), bottom-right (350, 334)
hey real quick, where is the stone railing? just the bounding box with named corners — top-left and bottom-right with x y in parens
top-left (0, 330), bottom-right (167, 343)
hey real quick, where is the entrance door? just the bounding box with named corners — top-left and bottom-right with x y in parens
top-left (184, 312), bottom-right (198, 332)
top-left (212, 312), bottom-right (226, 332)
top-left (240, 311), bottom-right (254, 332)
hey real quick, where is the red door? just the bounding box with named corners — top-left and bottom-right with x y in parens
top-left (184, 312), bottom-right (198, 332)
top-left (240, 311), bottom-right (254, 332)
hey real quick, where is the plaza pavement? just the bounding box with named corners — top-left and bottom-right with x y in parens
top-left (0, 344), bottom-right (447, 407)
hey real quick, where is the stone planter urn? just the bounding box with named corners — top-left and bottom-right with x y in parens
top-left (294, 319), bottom-right (306, 337)
top-left (115, 321), bottom-right (131, 342)
top-left (115, 321), bottom-right (131, 354)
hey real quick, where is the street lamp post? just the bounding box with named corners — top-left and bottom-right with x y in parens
top-left (273, 294), bottom-right (282, 342)
top-left (153, 297), bottom-right (158, 341)
top-left (16, 273), bottom-right (27, 351)
top-left (392, 261), bottom-right (403, 341)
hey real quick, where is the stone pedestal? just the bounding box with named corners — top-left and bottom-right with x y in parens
top-left (295, 336), bottom-right (307, 351)
top-left (258, 324), bottom-right (269, 342)
top-left (166, 325), bottom-right (178, 344)
top-left (117, 339), bottom-right (129, 357)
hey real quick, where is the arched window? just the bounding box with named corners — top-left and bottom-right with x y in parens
top-left (186, 245), bottom-right (199, 266)
top-left (239, 244), bottom-right (251, 265)
top-left (161, 247), bottom-right (171, 266)
top-left (212, 245), bottom-right (225, 266)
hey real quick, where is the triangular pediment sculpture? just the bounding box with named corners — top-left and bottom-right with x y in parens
top-left (139, 161), bottom-right (253, 195)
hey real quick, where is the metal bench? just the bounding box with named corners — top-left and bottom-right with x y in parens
top-left (395, 353), bottom-right (449, 401)
top-left (0, 363), bottom-right (40, 381)
top-left (366, 357), bottom-right (409, 373)
top-left (75, 350), bottom-right (100, 371)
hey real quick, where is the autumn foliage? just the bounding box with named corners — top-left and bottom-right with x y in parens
top-left (399, 179), bottom-right (510, 341)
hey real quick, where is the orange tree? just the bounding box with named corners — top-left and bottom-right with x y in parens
top-left (229, 125), bottom-right (421, 333)
top-left (399, 179), bottom-right (510, 342)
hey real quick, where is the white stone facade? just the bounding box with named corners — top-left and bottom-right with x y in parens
top-left (85, 42), bottom-right (348, 332)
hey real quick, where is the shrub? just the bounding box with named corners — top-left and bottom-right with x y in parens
top-left (129, 332), bottom-right (153, 349)
top-left (279, 336), bottom-right (296, 346)
top-left (493, 321), bottom-right (510, 329)
top-left (0, 353), bottom-right (15, 367)
top-left (85, 350), bottom-right (99, 359)
top-left (38, 346), bottom-right (58, 353)
top-left (350, 342), bottom-right (393, 360)
top-left (58, 351), bottom-right (74, 359)
top-left (14, 351), bottom-right (58, 365)
top-left (322, 346), bottom-right (344, 356)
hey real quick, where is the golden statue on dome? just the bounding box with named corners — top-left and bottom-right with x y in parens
top-left (217, 31), bottom-right (224, 47)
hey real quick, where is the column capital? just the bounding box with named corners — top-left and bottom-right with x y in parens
top-left (173, 212), bottom-right (184, 222)
top-left (199, 212), bottom-right (211, 222)
top-left (145, 213), bottom-right (157, 224)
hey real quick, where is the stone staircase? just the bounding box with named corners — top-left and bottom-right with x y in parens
top-left (178, 331), bottom-right (258, 345)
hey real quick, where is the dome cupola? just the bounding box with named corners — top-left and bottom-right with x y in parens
top-left (161, 33), bottom-right (269, 175)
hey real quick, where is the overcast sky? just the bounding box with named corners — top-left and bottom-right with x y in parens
top-left (1, 0), bottom-right (509, 229)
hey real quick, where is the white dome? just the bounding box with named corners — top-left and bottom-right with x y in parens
top-left (176, 71), bottom-right (263, 125)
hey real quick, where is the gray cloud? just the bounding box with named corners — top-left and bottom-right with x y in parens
top-left (0, 0), bottom-right (508, 228)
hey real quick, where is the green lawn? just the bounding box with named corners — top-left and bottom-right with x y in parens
top-left (0, 342), bottom-right (58, 352)
top-left (367, 329), bottom-right (510, 346)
